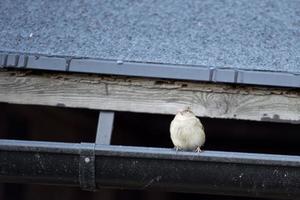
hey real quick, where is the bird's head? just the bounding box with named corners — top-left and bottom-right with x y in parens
top-left (176, 107), bottom-right (195, 118)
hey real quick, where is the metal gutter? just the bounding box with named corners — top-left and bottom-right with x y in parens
top-left (1, 53), bottom-right (300, 88)
top-left (0, 139), bottom-right (300, 199)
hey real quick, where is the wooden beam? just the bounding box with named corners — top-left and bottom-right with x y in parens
top-left (0, 69), bottom-right (300, 123)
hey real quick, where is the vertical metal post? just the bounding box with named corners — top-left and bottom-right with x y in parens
top-left (95, 111), bottom-right (115, 145)
top-left (79, 111), bottom-right (114, 191)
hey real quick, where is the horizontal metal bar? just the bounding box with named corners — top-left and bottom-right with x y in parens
top-left (69, 59), bottom-right (211, 82)
top-left (1, 139), bottom-right (298, 167)
top-left (0, 139), bottom-right (81, 154)
top-left (1, 53), bottom-right (300, 88)
top-left (0, 139), bottom-right (300, 199)
top-left (94, 144), bottom-right (300, 167)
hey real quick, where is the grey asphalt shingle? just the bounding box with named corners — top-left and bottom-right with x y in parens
top-left (1, 0), bottom-right (300, 87)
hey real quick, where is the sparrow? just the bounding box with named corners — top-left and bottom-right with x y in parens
top-left (170, 108), bottom-right (205, 152)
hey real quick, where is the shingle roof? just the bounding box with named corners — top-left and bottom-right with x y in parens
top-left (1, 0), bottom-right (300, 87)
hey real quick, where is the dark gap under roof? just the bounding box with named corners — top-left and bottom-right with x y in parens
top-left (1, 0), bottom-right (300, 87)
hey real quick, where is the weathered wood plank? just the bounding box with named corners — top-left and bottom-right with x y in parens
top-left (0, 69), bottom-right (300, 123)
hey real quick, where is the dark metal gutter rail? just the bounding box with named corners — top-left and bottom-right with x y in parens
top-left (0, 140), bottom-right (300, 199)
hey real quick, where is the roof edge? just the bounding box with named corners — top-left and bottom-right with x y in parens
top-left (1, 52), bottom-right (299, 88)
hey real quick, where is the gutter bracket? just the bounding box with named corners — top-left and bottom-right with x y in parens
top-left (79, 142), bottom-right (96, 191)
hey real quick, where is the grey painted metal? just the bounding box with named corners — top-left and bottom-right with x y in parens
top-left (237, 70), bottom-right (300, 88)
top-left (17, 55), bottom-right (27, 68)
top-left (1, 53), bottom-right (300, 88)
top-left (95, 111), bottom-right (115, 145)
top-left (212, 68), bottom-right (236, 83)
top-left (0, 53), bottom-right (7, 67)
top-left (70, 59), bottom-right (211, 81)
top-left (0, 139), bottom-right (300, 199)
top-left (26, 56), bottom-right (66, 71)
top-left (6, 54), bottom-right (18, 67)
top-left (3, 53), bottom-right (27, 68)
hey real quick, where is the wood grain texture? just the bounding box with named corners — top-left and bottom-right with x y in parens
top-left (1, 69), bottom-right (300, 123)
